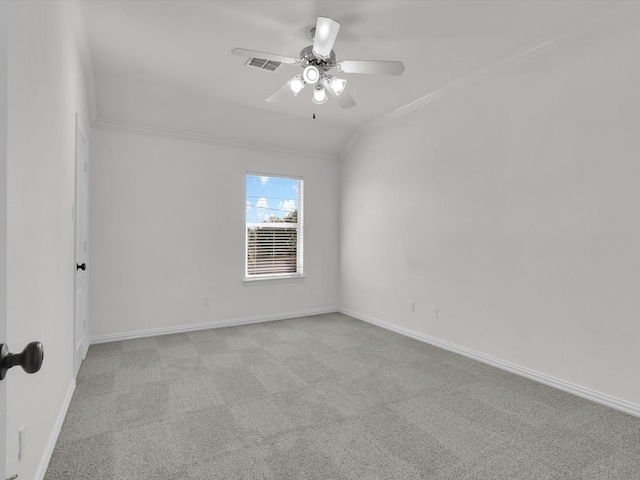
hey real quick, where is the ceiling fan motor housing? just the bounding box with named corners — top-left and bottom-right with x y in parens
top-left (300, 45), bottom-right (336, 70)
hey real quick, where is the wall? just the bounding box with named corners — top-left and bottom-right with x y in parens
top-left (340, 12), bottom-right (640, 409)
top-left (94, 72), bottom-right (352, 158)
top-left (6, 1), bottom-right (90, 478)
top-left (89, 126), bottom-right (339, 339)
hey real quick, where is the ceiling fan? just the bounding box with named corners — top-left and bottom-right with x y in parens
top-left (231, 16), bottom-right (404, 109)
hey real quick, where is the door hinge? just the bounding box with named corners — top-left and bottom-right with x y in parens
top-left (84, 161), bottom-right (88, 173)
top-left (84, 240), bottom-right (87, 252)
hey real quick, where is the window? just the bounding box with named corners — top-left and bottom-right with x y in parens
top-left (245, 174), bottom-right (303, 279)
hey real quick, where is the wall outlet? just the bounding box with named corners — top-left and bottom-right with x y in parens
top-left (431, 307), bottom-right (439, 319)
top-left (203, 295), bottom-right (211, 306)
top-left (409, 301), bottom-right (415, 312)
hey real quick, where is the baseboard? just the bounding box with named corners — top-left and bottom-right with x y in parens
top-left (341, 307), bottom-right (640, 418)
top-left (90, 307), bottom-right (340, 344)
top-left (35, 378), bottom-right (76, 480)
top-left (88, 305), bottom-right (640, 416)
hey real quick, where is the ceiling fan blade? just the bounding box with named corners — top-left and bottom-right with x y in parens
top-left (231, 48), bottom-right (299, 65)
top-left (312, 17), bottom-right (340, 59)
top-left (336, 60), bottom-right (405, 75)
top-left (322, 80), bottom-right (356, 109)
top-left (265, 80), bottom-right (294, 103)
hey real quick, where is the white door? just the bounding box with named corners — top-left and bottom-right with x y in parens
top-left (73, 115), bottom-right (89, 377)
top-left (1, 2), bottom-right (9, 476)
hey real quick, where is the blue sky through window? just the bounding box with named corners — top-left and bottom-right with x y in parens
top-left (246, 175), bottom-right (299, 224)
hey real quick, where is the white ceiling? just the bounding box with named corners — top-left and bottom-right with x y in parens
top-left (79, 0), bottom-right (615, 157)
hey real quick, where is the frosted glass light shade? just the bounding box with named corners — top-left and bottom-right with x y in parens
top-left (329, 77), bottom-right (347, 96)
top-left (312, 85), bottom-right (327, 104)
top-left (288, 75), bottom-right (305, 95)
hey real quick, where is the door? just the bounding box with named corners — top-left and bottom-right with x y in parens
top-left (1, 2), bottom-right (9, 476)
top-left (73, 115), bottom-right (89, 377)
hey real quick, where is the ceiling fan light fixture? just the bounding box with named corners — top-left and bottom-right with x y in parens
top-left (312, 84), bottom-right (327, 104)
top-left (328, 76), bottom-right (347, 96)
top-left (303, 65), bottom-right (320, 85)
top-left (288, 75), bottom-right (305, 95)
top-left (232, 15), bottom-right (404, 110)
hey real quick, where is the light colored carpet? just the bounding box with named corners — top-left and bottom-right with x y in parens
top-left (45, 313), bottom-right (640, 479)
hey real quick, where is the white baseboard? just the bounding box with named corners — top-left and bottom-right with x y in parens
top-left (87, 304), bottom-right (640, 417)
top-left (35, 378), bottom-right (76, 480)
top-left (341, 307), bottom-right (640, 418)
top-left (90, 307), bottom-right (340, 345)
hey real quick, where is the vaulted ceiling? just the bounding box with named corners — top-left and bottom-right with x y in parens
top-left (78, 0), bottom-right (616, 157)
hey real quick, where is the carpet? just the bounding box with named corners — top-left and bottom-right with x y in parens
top-left (45, 313), bottom-right (640, 479)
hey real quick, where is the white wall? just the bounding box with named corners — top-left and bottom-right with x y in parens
top-left (340, 13), bottom-right (640, 408)
top-left (95, 72), bottom-right (353, 158)
top-left (89, 126), bottom-right (339, 339)
top-left (6, 2), bottom-right (90, 478)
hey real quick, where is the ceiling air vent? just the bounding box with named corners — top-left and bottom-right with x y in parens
top-left (245, 57), bottom-right (281, 72)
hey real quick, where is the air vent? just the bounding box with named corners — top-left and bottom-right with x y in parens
top-left (245, 57), bottom-right (281, 72)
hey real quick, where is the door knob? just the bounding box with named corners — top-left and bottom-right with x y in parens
top-left (76, 263), bottom-right (86, 271)
top-left (0, 342), bottom-right (44, 381)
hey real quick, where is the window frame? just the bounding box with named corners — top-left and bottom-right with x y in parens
top-left (244, 172), bottom-right (304, 283)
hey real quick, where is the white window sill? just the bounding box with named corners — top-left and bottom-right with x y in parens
top-left (243, 274), bottom-right (306, 286)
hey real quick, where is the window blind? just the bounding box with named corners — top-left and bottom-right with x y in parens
top-left (245, 174), bottom-right (303, 278)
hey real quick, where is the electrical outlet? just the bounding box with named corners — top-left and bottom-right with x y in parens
top-left (431, 307), bottom-right (439, 319)
top-left (203, 295), bottom-right (211, 306)
top-left (409, 301), bottom-right (415, 312)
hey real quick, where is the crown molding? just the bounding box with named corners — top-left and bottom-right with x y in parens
top-left (92, 117), bottom-right (339, 161)
top-left (343, 3), bottom-right (636, 155)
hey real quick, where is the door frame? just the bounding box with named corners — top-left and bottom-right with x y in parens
top-left (73, 114), bottom-right (89, 377)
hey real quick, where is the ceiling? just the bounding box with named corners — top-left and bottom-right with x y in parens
top-left (79, 0), bottom-right (616, 157)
